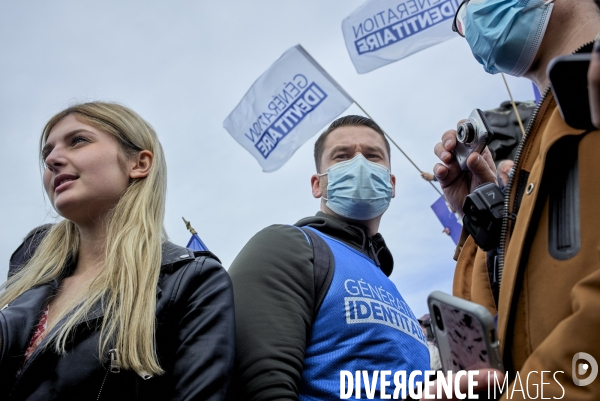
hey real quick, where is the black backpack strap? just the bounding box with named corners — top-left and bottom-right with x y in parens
top-left (298, 227), bottom-right (335, 316)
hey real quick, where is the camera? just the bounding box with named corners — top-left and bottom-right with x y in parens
top-left (455, 108), bottom-right (494, 170)
top-left (462, 182), bottom-right (504, 251)
top-left (432, 304), bottom-right (444, 332)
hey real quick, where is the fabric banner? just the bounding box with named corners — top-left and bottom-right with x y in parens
top-left (187, 233), bottom-right (208, 251)
top-left (342, 0), bottom-right (460, 74)
top-left (533, 82), bottom-right (542, 104)
top-left (223, 45), bottom-right (353, 172)
top-left (431, 196), bottom-right (462, 245)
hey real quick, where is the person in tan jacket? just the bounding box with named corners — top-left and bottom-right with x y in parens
top-left (431, 0), bottom-right (600, 399)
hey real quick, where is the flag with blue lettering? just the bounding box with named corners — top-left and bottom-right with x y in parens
top-left (223, 45), bottom-right (353, 172)
top-left (342, 0), bottom-right (460, 73)
top-left (186, 233), bottom-right (208, 251)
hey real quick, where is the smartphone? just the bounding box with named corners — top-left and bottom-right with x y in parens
top-left (548, 53), bottom-right (594, 130)
top-left (427, 291), bottom-right (503, 373)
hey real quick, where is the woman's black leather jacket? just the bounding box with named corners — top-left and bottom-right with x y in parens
top-left (0, 240), bottom-right (235, 401)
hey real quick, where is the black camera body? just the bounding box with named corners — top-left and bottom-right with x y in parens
top-left (462, 182), bottom-right (504, 251)
top-left (455, 108), bottom-right (494, 170)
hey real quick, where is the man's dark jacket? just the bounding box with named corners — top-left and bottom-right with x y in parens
top-left (2, 236), bottom-right (235, 401)
top-left (228, 212), bottom-right (394, 400)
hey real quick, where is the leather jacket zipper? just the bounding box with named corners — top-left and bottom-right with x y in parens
top-left (497, 41), bottom-right (594, 285)
top-left (0, 304), bottom-right (8, 365)
top-left (109, 349), bottom-right (121, 373)
top-left (97, 349), bottom-right (120, 400)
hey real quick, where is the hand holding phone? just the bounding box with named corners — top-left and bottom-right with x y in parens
top-left (428, 291), bottom-right (503, 373)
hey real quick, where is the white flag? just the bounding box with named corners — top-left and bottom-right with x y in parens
top-left (342, 0), bottom-right (460, 74)
top-left (223, 45), bottom-right (353, 172)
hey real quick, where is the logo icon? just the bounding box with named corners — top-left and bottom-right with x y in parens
top-left (573, 352), bottom-right (598, 386)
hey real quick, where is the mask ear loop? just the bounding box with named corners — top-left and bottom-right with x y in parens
top-left (317, 172), bottom-right (329, 200)
top-left (521, 0), bottom-right (554, 19)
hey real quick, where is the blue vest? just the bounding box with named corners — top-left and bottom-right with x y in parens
top-left (299, 228), bottom-right (429, 400)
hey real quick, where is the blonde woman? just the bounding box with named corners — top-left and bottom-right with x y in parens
top-left (0, 102), bottom-right (235, 400)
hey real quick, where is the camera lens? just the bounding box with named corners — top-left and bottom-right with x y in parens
top-left (457, 122), bottom-right (476, 144)
top-left (432, 304), bottom-right (444, 331)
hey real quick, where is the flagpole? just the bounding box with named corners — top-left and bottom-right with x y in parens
top-left (352, 101), bottom-right (444, 197)
top-left (299, 45), bottom-right (443, 198)
top-left (182, 217), bottom-right (197, 235)
top-left (501, 73), bottom-right (526, 137)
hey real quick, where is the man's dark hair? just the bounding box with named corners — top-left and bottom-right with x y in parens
top-left (313, 115), bottom-right (391, 172)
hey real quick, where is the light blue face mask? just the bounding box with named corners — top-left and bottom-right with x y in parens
top-left (463, 0), bottom-right (554, 76)
top-left (318, 154), bottom-right (393, 221)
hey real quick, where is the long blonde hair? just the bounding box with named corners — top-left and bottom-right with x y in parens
top-left (0, 102), bottom-right (167, 376)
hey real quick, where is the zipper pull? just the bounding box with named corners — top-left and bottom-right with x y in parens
top-left (138, 370), bottom-right (153, 380)
top-left (108, 349), bottom-right (120, 373)
top-left (368, 239), bottom-right (381, 267)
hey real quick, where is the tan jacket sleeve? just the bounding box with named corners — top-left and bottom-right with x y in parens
top-left (452, 235), bottom-right (497, 316)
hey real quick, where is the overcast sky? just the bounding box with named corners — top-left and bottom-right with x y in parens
top-left (0, 1), bottom-right (535, 317)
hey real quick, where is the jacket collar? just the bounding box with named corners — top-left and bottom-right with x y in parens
top-left (160, 240), bottom-right (220, 268)
top-left (161, 241), bottom-right (196, 268)
top-left (1, 284), bottom-right (56, 361)
top-left (16, 242), bottom-right (197, 331)
top-left (295, 212), bottom-right (394, 276)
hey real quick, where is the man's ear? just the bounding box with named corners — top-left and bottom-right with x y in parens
top-left (129, 150), bottom-right (154, 179)
top-left (391, 174), bottom-right (396, 198)
top-left (311, 174), bottom-right (322, 199)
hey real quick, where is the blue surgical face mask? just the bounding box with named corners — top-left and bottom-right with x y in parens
top-left (463, 0), bottom-right (554, 76)
top-left (318, 154), bottom-right (393, 221)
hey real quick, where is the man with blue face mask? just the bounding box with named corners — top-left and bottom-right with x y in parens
top-left (228, 115), bottom-right (430, 401)
top-left (433, 0), bottom-right (600, 399)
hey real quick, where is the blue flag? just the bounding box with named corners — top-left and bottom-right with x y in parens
top-left (431, 196), bottom-right (462, 245)
top-left (186, 233), bottom-right (208, 251)
top-left (533, 82), bottom-right (542, 104)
